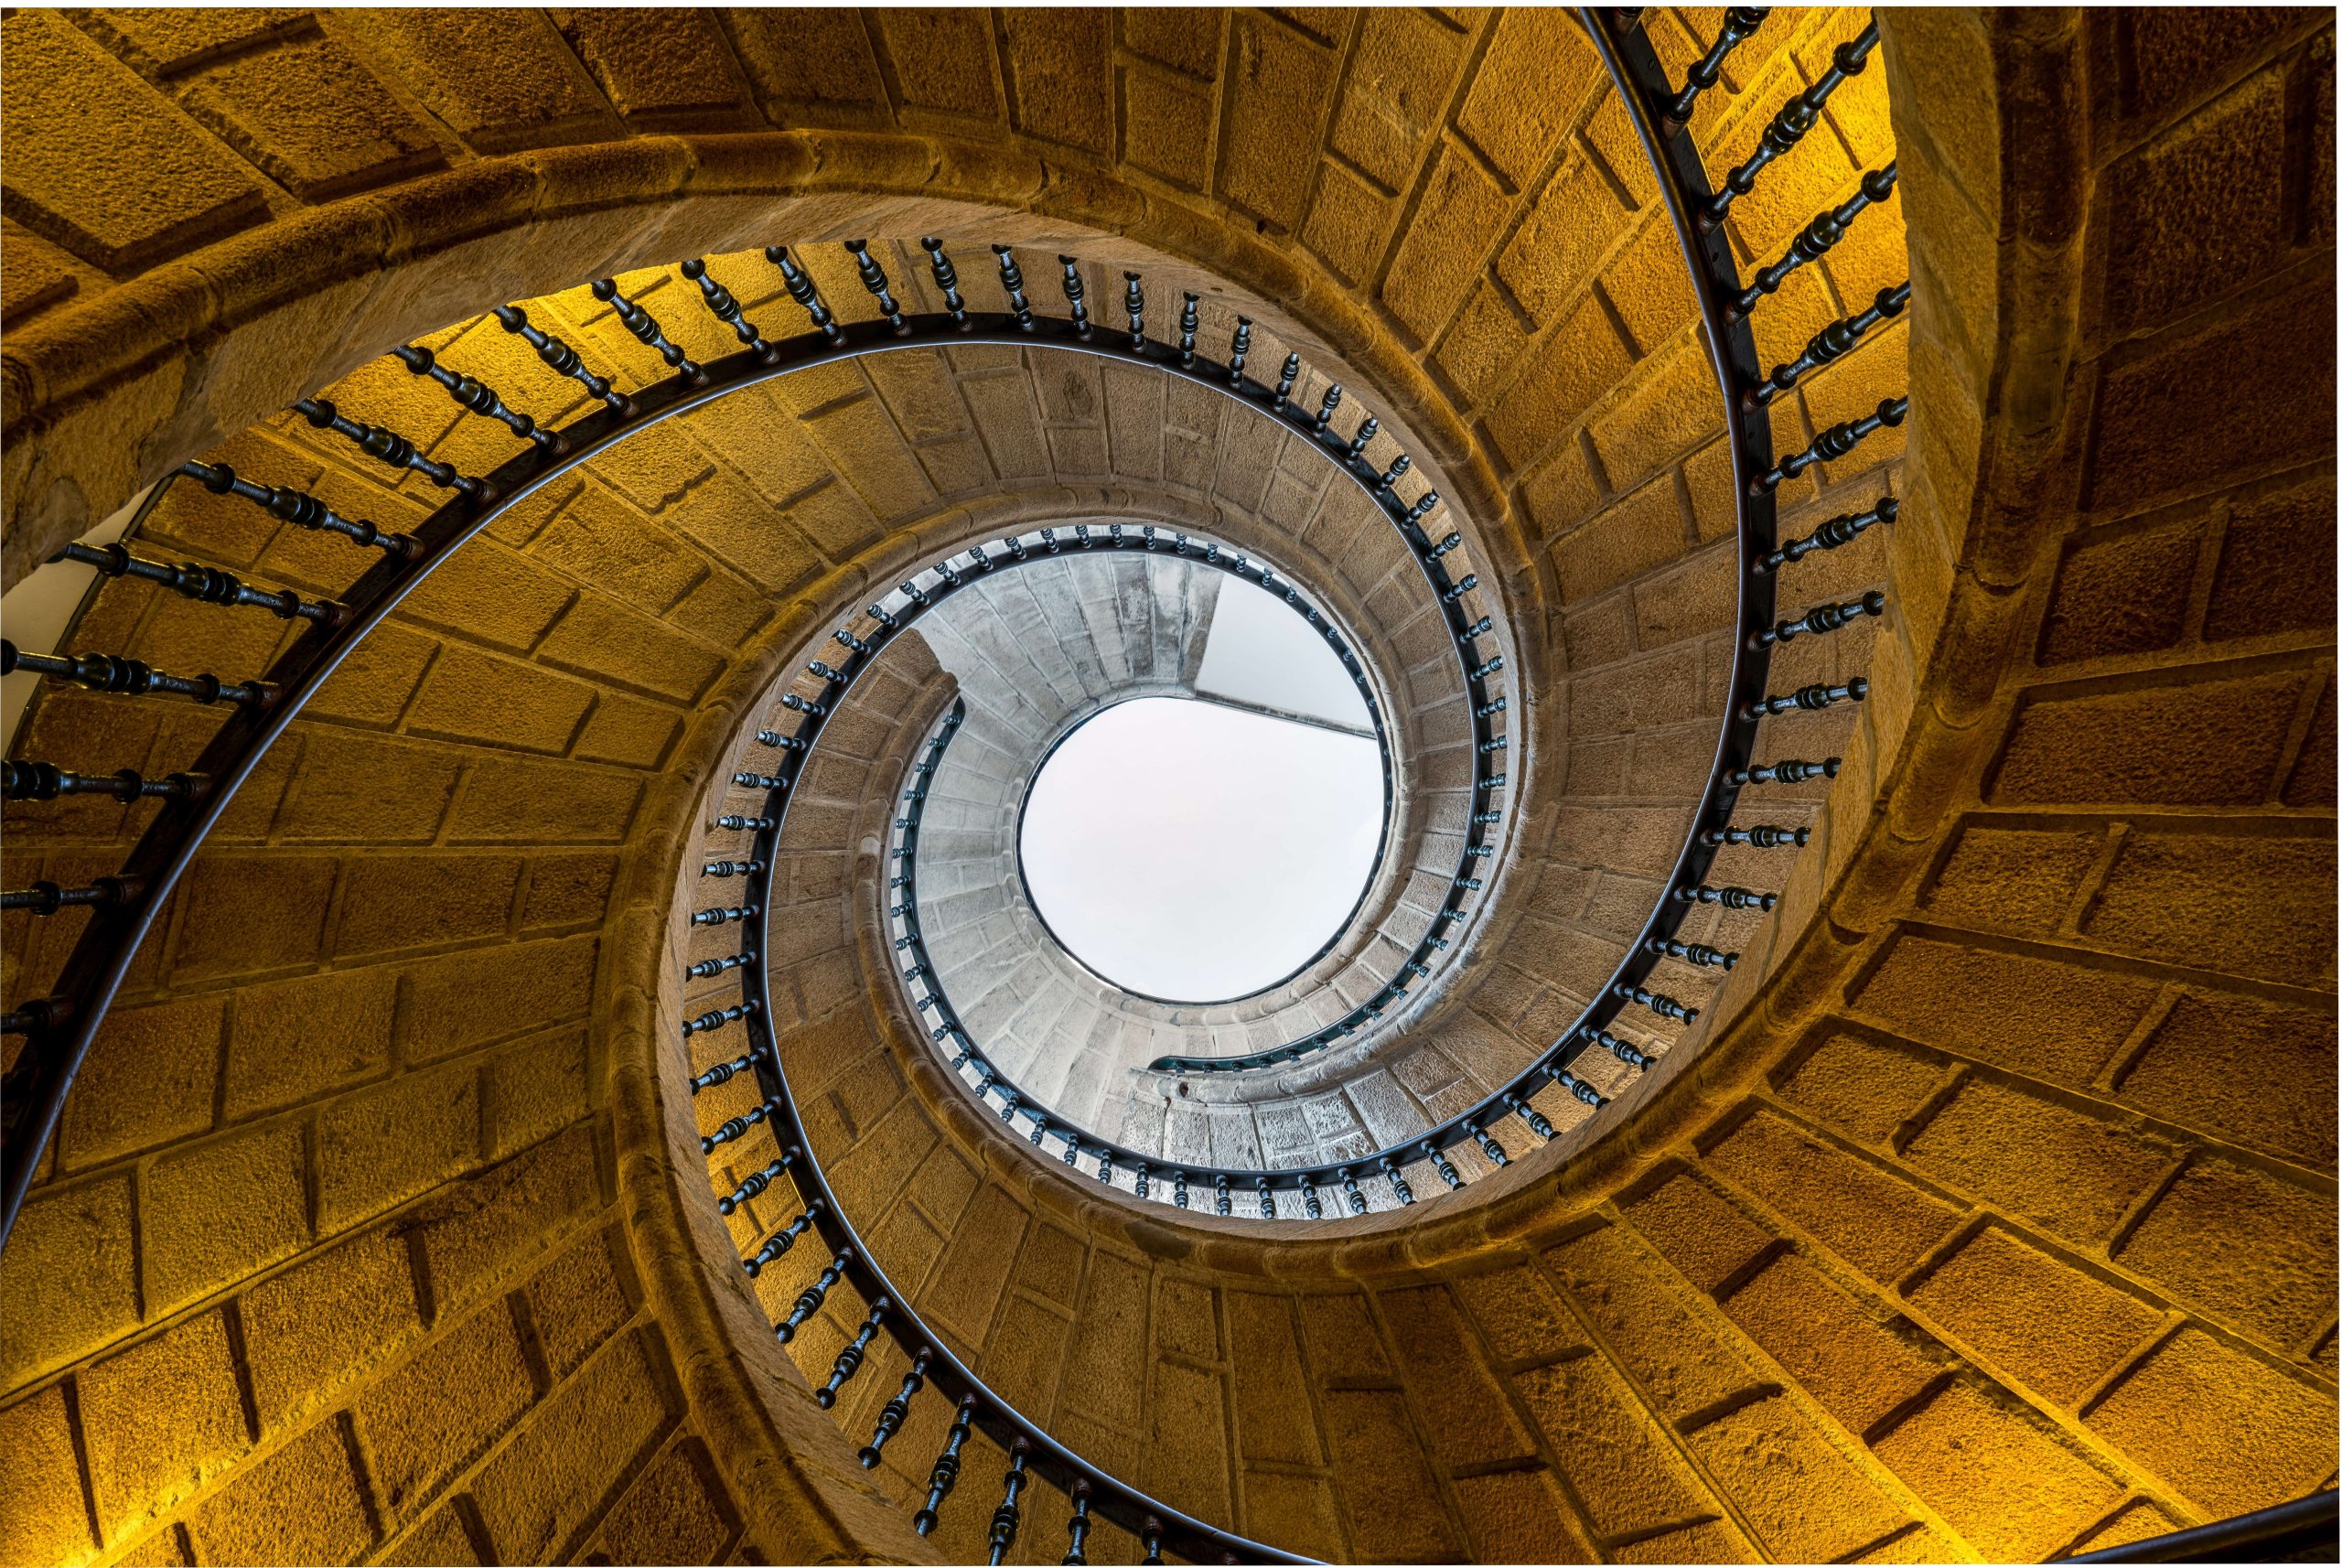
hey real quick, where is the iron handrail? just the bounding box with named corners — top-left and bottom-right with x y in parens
top-left (0, 272), bottom-right (1504, 1255)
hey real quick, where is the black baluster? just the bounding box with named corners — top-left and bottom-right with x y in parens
top-left (494, 303), bottom-right (631, 414)
top-left (840, 241), bottom-right (908, 337)
top-left (682, 999), bottom-right (758, 1037)
top-left (53, 541), bottom-right (335, 625)
top-left (1703, 822), bottom-right (1811, 849)
top-left (988, 1438), bottom-right (1031, 1565)
top-left (1665, 6), bottom-right (1765, 124)
top-left (861, 1348), bottom-right (933, 1467)
top-left (1756, 590), bottom-right (1887, 648)
top-left (1176, 293), bottom-right (1198, 366)
top-left (1706, 21), bottom-right (1879, 225)
top-left (1581, 1025), bottom-right (1654, 1070)
top-left (1174, 1169), bottom-right (1189, 1209)
top-left (1063, 1477), bottom-right (1094, 1565)
top-left (776, 1248), bottom-right (852, 1343)
top-left (767, 246), bottom-right (846, 345)
top-left (1346, 414), bottom-right (1379, 459)
top-left (1141, 1516), bottom-right (1166, 1567)
top-left (1748, 283), bottom-right (1909, 408)
top-left (1751, 678), bottom-right (1874, 720)
top-left (1677, 884), bottom-right (1779, 911)
top-left (4, 641), bottom-right (268, 709)
top-left (1467, 1120), bottom-right (1509, 1166)
top-left (1406, 489), bottom-right (1442, 528)
top-left (2, 999), bottom-right (67, 1036)
top-left (1505, 1091), bottom-right (1556, 1141)
top-left (1300, 1177), bottom-right (1322, 1219)
top-left (1257, 1178), bottom-right (1276, 1219)
top-left (703, 1096), bottom-right (779, 1153)
top-left (690, 903), bottom-right (758, 928)
top-left (994, 246), bottom-right (1035, 331)
top-left (1214, 1174), bottom-right (1231, 1216)
top-left (1752, 397), bottom-right (1907, 491)
top-left (290, 401), bottom-right (488, 501)
top-left (690, 1054), bottom-right (755, 1094)
top-left (1546, 1061), bottom-right (1608, 1105)
top-left (679, 257), bottom-right (779, 360)
top-left (1123, 271), bottom-right (1145, 349)
top-left (1727, 757), bottom-right (1842, 784)
top-left (1312, 382), bottom-right (1343, 435)
top-left (1617, 983), bottom-right (1697, 1024)
top-left (1756, 494), bottom-right (1899, 572)
top-left (922, 239), bottom-right (970, 328)
top-left (0, 876), bottom-right (141, 916)
top-left (915, 1395), bottom-right (977, 1535)
top-left (1731, 163), bottom-right (1899, 318)
top-left (183, 458), bottom-right (419, 556)
top-left (1134, 1162), bottom-right (1150, 1199)
top-left (3, 761), bottom-right (201, 803)
top-left (1377, 453), bottom-right (1411, 493)
top-left (1274, 350), bottom-right (1301, 403)
top-left (1423, 1141), bottom-right (1463, 1190)
top-left (701, 857), bottom-right (764, 878)
top-left (1379, 1155), bottom-right (1415, 1206)
top-left (1096, 1150), bottom-right (1113, 1185)
top-left (687, 950), bottom-right (755, 980)
top-left (590, 278), bottom-right (704, 384)
top-left (392, 344), bottom-right (561, 454)
top-left (1054, 254), bottom-right (1090, 338)
top-left (717, 1147), bottom-right (800, 1214)
top-left (1227, 317), bottom-right (1252, 384)
top-left (817, 1295), bottom-right (888, 1407)
top-left (1338, 1166), bottom-right (1367, 1214)
top-left (744, 1201), bottom-right (823, 1276)
top-left (1649, 936), bottom-right (1737, 970)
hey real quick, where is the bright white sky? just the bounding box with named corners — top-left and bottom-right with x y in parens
top-left (1020, 696), bottom-right (1383, 1000)
top-left (1194, 575), bottom-right (1373, 729)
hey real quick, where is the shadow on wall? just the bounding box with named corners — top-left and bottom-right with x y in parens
top-left (0, 6), bottom-right (2332, 1567)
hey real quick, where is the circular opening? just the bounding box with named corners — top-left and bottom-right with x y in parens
top-left (1018, 694), bottom-right (1384, 1003)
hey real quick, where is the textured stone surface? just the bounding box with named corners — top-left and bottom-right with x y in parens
top-left (0, 9), bottom-right (2331, 1567)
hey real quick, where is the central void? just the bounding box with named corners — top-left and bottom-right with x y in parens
top-left (1020, 698), bottom-right (1382, 1001)
top-left (1018, 575), bottom-right (1384, 1002)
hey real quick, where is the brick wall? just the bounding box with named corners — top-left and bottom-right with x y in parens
top-left (682, 9), bottom-right (2336, 1563)
top-left (0, 7), bottom-right (2330, 1566)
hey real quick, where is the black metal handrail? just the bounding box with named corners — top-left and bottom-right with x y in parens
top-left (842, 9), bottom-right (1911, 1212)
top-left (2071, 1490), bottom-right (2338, 1563)
top-left (0, 241), bottom-right (1509, 1258)
top-left (693, 7), bottom-right (1910, 1535)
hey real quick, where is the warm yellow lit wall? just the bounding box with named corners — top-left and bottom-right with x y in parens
top-left (0, 7), bottom-right (2331, 1567)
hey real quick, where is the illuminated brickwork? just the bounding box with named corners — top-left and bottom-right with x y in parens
top-left (0, 8), bottom-right (2330, 1565)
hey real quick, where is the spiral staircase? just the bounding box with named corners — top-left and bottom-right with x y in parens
top-left (1, 7), bottom-right (2335, 1565)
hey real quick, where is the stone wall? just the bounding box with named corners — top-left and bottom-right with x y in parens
top-left (681, 7), bottom-right (2337, 1562)
top-left (0, 7), bottom-right (2330, 1567)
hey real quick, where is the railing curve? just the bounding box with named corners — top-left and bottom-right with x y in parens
top-left (0, 242), bottom-right (1508, 1258)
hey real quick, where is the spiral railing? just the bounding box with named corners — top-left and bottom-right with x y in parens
top-left (0, 5), bottom-right (1924, 1559)
top-left (0, 236), bottom-right (1509, 1258)
top-left (849, 6), bottom-right (1914, 1220)
top-left (681, 7), bottom-right (1915, 1553)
